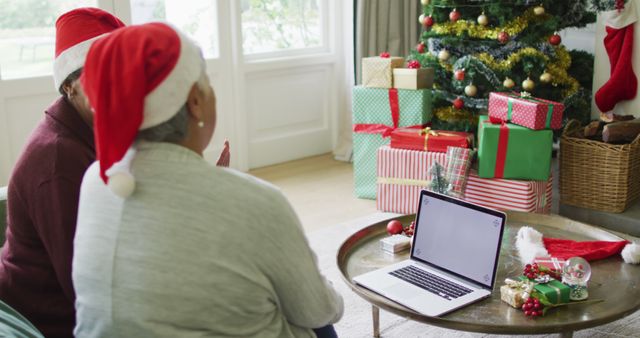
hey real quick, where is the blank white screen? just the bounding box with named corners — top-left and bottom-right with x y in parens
top-left (412, 194), bottom-right (503, 287)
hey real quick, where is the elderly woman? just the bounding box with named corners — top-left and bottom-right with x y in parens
top-left (72, 23), bottom-right (343, 338)
top-left (0, 8), bottom-right (124, 338)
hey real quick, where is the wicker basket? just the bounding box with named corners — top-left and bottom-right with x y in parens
top-left (559, 120), bottom-right (640, 213)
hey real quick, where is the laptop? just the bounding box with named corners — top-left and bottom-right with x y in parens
top-left (353, 190), bottom-right (506, 317)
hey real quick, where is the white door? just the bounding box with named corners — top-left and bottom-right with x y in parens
top-left (0, 0), bottom-right (348, 185)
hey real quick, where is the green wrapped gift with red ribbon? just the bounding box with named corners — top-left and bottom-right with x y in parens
top-left (488, 92), bottom-right (564, 130)
top-left (478, 115), bottom-right (552, 181)
top-left (518, 276), bottom-right (570, 305)
top-left (352, 86), bottom-right (432, 199)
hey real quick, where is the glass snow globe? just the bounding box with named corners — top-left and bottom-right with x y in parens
top-left (562, 257), bottom-right (591, 301)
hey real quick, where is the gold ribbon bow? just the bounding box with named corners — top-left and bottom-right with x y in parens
top-left (419, 127), bottom-right (459, 151)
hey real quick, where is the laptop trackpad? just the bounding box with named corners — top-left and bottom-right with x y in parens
top-left (384, 283), bottom-right (416, 299)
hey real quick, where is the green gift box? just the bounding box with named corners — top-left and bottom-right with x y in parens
top-left (478, 115), bottom-right (552, 181)
top-left (352, 86), bottom-right (432, 199)
top-left (518, 277), bottom-right (570, 304)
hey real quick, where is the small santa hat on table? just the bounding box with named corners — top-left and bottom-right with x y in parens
top-left (516, 226), bottom-right (640, 265)
top-left (53, 7), bottom-right (125, 90)
top-left (80, 23), bottom-right (203, 198)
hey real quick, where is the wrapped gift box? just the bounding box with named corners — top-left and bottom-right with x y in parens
top-left (390, 127), bottom-right (472, 153)
top-left (393, 68), bottom-right (434, 90)
top-left (376, 146), bottom-right (446, 214)
top-left (519, 277), bottom-right (570, 305)
top-left (477, 115), bottom-right (553, 181)
top-left (500, 284), bottom-right (528, 309)
top-left (534, 257), bottom-right (566, 274)
top-left (463, 169), bottom-right (552, 214)
top-left (362, 56), bottom-right (405, 88)
top-left (488, 92), bottom-right (564, 130)
top-left (353, 87), bottom-right (432, 199)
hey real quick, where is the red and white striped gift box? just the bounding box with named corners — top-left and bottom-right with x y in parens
top-left (464, 170), bottom-right (552, 214)
top-left (376, 146), bottom-right (447, 214)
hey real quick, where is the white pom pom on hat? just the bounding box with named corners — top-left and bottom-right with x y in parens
top-left (516, 226), bottom-right (640, 265)
top-left (81, 23), bottom-right (203, 198)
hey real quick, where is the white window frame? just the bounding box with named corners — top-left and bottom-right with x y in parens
top-left (241, 0), bottom-right (331, 62)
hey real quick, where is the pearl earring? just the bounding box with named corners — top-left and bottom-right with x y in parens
top-left (198, 121), bottom-right (204, 128)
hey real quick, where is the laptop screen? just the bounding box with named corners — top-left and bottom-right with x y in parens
top-left (411, 191), bottom-right (506, 289)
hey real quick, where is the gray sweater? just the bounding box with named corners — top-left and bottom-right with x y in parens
top-left (72, 142), bottom-right (343, 337)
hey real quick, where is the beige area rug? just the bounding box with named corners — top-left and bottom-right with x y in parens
top-left (307, 213), bottom-right (640, 338)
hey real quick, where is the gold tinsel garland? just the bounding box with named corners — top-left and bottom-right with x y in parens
top-left (431, 8), bottom-right (542, 38)
top-left (436, 46), bottom-right (579, 97)
top-left (434, 107), bottom-right (477, 124)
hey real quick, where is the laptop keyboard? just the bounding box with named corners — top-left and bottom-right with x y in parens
top-left (389, 265), bottom-right (473, 301)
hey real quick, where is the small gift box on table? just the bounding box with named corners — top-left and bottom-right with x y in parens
top-left (477, 115), bottom-right (553, 181)
top-left (390, 127), bottom-right (472, 153)
top-left (376, 146), bottom-right (446, 214)
top-left (352, 86), bottom-right (432, 199)
top-left (518, 276), bottom-right (571, 305)
top-left (500, 279), bottom-right (535, 308)
top-left (463, 169), bottom-right (552, 214)
top-left (362, 54), bottom-right (405, 88)
top-left (393, 67), bottom-right (434, 90)
top-left (488, 92), bottom-right (564, 130)
top-left (535, 257), bottom-right (566, 272)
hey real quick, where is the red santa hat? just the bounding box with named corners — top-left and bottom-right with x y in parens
top-left (53, 7), bottom-right (125, 90)
top-left (80, 22), bottom-right (203, 198)
top-left (516, 226), bottom-right (640, 265)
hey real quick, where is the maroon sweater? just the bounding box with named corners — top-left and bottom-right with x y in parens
top-left (0, 97), bottom-right (95, 338)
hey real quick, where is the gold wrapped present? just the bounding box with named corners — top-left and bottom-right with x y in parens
top-left (500, 278), bottom-right (534, 308)
top-left (393, 68), bottom-right (434, 90)
top-left (362, 56), bottom-right (404, 88)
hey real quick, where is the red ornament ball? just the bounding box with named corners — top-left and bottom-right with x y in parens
top-left (386, 220), bottom-right (404, 235)
top-left (449, 9), bottom-right (461, 22)
top-left (423, 15), bottom-right (434, 28)
top-left (549, 33), bottom-right (562, 46)
top-left (453, 97), bottom-right (464, 109)
top-left (416, 42), bottom-right (426, 54)
top-left (498, 31), bottom-right (510, 44)
top-left (454, 69), bottom-right (465, 81)
top-left (379, 52), bottom-right (391, 58)
top-left (407, 60), bottom-right (421, 69)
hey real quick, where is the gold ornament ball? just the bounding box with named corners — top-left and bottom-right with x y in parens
top-left (534, 5), bottom-right (545, 16)
top-left (421, 0), bottom-right (430, 5)
top-left (419, 14), bottom-right (425, 25)
top-left (503, 77), bottom-right (515, 89)
top-left (464, 84), bottom-right (478, 97)
top-left (438, 49), bottom-right (450, 61)
top-left (540, 72), bottom-right (552, 83)
top-left (522, 77), bottom-right (535, 91)
top-left (477, 13), bottom-right (489, 26)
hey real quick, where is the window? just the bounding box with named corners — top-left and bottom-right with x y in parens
top-left (241, 0), bottom-right (323, 55)
top-left (130, 0), bottom-right (219, 59)
top-left (0, 0), bottom-right (96, 80)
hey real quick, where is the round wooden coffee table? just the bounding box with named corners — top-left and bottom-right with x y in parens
top-left (337, 211), bottom-right (640, 337)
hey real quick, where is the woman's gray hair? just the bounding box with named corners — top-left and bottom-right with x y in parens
top-left (136, 70), bottom-right (209, 143)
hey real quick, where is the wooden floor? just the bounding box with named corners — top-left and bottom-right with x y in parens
top-left (250, 154), bottom-right (377, 232)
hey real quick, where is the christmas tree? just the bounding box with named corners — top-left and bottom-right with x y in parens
top-left (410, 1), bottom-right (599, 131)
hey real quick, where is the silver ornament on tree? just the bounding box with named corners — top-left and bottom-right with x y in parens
top-left (419, 14), bottom-right (425, 25)
top-left (465, 83), bottom-right (478, 97)
top-left (438, 49), bottom-right (450, 61)
top-left (503, 77), bottom-right (515, 89)
top-left (420, 0), bottom-right (430, 5)
top-left (534, 5), bottom-right (545, 16)
top-left (477, 12), bottom-right (489, 26)
top-left (540, 72), bottom-right (552, 84)
top-left (522, 77), bottom-right (535, 91)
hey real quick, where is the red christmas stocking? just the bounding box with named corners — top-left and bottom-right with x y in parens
top-left (595, 2), bottom-right (639, 113)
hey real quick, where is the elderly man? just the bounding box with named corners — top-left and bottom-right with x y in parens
top-left (0, 8), bottom-right (124, 338)
top-left (73, 23), bottom-right (342, 338)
